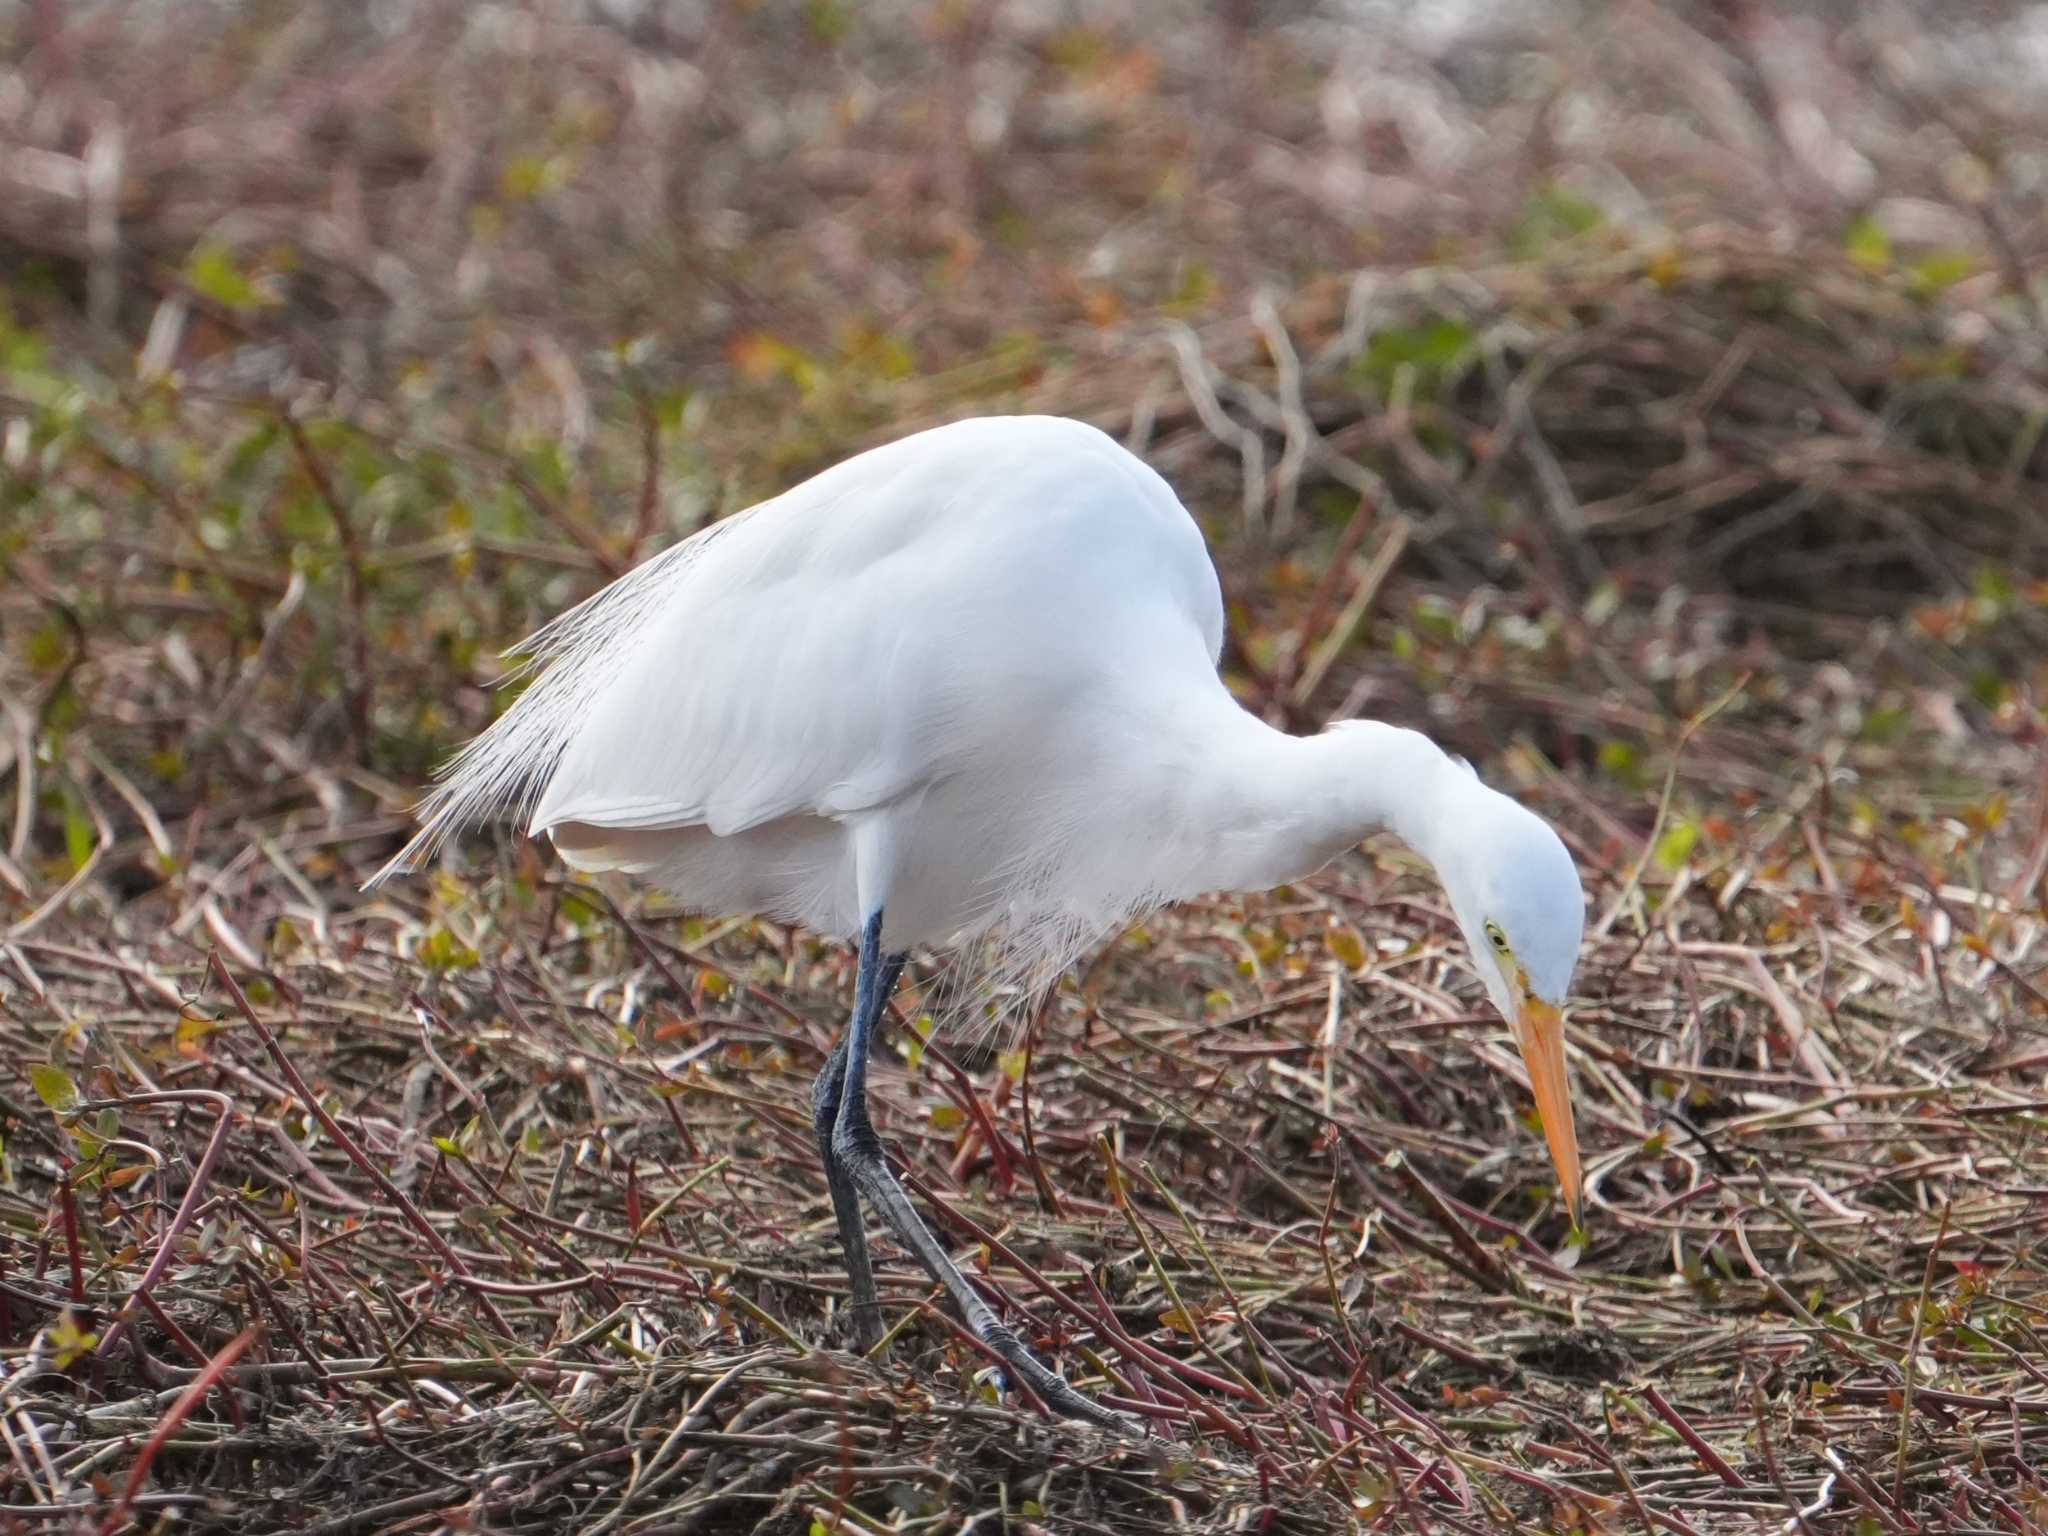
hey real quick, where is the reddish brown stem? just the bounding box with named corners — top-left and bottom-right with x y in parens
top-left (1643, 1383), bottom-right (1749, 1489)
top-left (57, 1162), bottom-right (84, 1306)
top-left (207, 951), bottom-right (513, 1338)
top-left (92, 1089), bottom-right (232, 1359)
top-left (103, 1324), bottom-right (262, 1535)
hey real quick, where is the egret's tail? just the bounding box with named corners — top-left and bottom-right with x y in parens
top-left (363, 518), bottom-right (753, 890)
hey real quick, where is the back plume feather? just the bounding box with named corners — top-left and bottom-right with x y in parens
top-left (363, 509), bottom-right (760, 889)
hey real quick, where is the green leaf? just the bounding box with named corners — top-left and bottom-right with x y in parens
top-left (49, 1311), bottom-right (97, 1369)
top-left (1508, 184), bottom-right (1604, 257)
top-left (31, 1064), bottom-right (78, 1114)
top-left (186, 241), bottom-right (267, 312)
top-left (1860, 704), bottom-right (1909, 743)
top-left (25, 621), bottom-right (68, 671)
top-left (1974, 561), bottom-right (2016, 614)
top-left (418, 927), bottom-right (480, 972)
top-left (1352, 319), bottom-right (1475, 398)
top-left (1971, 669), bottom-right (2011, 710)
top-left (1845, 214), bottom-right (1890, 272)
top-left (1654, 821), bottom-right (1700, 872)
top-left (804, 0), bottom-right (851, 44)
top-left (1325, 926), bottom-right (1368, 971)
top-left (1908, 249), bottom-right (1976, 294)
top-left (1166, 259), bottom-right (1217, 314)
top-left (500, 155), bottom-right (554, 202)
top-left (930, 1104), bottom-right (966, 1131)
top-left (1597, 740), bottom-right (1640, 783)
top-left (64, 807), bottom-right (95, 872)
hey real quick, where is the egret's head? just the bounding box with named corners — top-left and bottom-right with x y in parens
top-left (1433, 769), bottom-right (1586, 1221)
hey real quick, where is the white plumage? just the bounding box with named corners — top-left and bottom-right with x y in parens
top-left (374, 414), bottom-right (1588, 1429)
top-left (384, 418), bottom-right (1220, 981)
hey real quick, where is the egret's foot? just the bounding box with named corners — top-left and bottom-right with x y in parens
top-left (832, 1125), bottom-right (1142, 1436)
top-left (821, 919), bottom-right (1146, 1439)
top-left (973, 1316), bottom-right (1143, 1435)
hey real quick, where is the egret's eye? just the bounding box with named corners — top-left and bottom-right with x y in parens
top-left (1484, 921), bottom-right (1511, 954)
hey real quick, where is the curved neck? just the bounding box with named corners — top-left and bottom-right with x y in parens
top-left (1175, 706), bottom-right (1459, 896)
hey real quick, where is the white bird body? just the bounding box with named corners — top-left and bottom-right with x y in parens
top-left (393, 416), bottom-right (1572, 989)
top-left (376, 413), bottom-right (1587, 1431)
top-left (531, 415), bottom-right (1224, 956)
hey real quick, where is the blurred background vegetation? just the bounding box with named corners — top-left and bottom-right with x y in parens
top-left (4, 0), bottom-right (2044, 843)
top-left (5, 3), bottom-right (2048, 1531)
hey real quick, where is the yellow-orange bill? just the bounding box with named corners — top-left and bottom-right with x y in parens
top-left (1514, 996), bottom-right (1582, 1224)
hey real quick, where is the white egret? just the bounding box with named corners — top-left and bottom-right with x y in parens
top-left (370, 414), bottom-right (1585, 1430)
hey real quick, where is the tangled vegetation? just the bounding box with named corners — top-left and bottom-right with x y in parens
top-left (2, 3), bottom-right (2046, 1531)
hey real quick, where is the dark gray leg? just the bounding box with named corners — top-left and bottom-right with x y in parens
top-left (830, 910), bottom-right (1135, 1433)
top-left (811, 953), bottom-right (899, 1351)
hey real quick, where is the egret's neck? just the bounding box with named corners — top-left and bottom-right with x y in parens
top-left (1184, 709), bottom-right (1461, 895)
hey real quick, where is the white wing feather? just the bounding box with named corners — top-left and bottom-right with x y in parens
top-left (369, 416), bottom-right (1223, 912)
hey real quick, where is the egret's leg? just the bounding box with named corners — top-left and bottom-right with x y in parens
top-left (810, 964), bottom-right (898, 1351)
top-left (832, 911), bottom-right (1133, 1433)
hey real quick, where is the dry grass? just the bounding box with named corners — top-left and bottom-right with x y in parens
top-left (3, 3), bottom-right (2048, 1533)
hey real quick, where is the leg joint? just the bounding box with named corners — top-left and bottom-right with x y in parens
top-left (832, 1117), bottom-right (887, 1166)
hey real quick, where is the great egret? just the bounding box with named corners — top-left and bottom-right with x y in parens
top-left (371, 414), bottom-right (1585, 1431)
